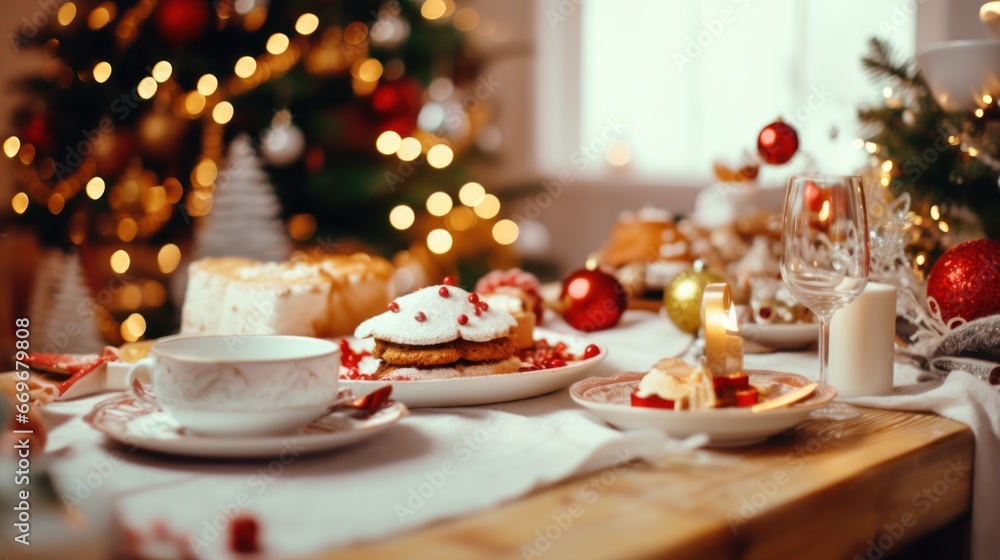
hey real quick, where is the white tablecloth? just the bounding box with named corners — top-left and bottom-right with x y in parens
top-left (34, 310), bottom-right (992, 559)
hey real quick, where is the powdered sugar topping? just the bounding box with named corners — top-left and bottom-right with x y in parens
top-left (354, 285), bottom-right (516, 344)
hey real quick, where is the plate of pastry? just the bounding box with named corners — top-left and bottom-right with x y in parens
top-left (570, 358), bottom-right (836, 446)
top-left (338, 282), bottom-right (607, 407)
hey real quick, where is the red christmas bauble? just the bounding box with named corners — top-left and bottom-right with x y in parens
top-left (559, 268), bottom-right (627, 332)
top-left (22, 113), bottom-right (53, 153)
top-left (926, 239), bottom-right (1000, 323)
top-left (154, 0), bottom-right (210, 48)
top-left (757, 120), bottom-right (799, 165)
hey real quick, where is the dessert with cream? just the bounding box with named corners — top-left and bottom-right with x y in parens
top-left (476, 269), bottom-right (544, 350)
top-left (354, 283), bottom-right (519, 380)
top-left (631, 357), bottom-right (771, 410)
top-left (181, 254), bottom-right (393, 338)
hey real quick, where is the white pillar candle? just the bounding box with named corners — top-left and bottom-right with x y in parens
top-left (828, 282), bottom-right (896, 398)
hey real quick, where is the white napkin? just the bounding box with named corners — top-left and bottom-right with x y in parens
top-left (844, 372), bottom-right (1000, 560)
top-left (44, 389), bottom-right (695, 559)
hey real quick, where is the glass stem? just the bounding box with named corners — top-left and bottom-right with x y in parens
top-left (817, 313), bottom-right (831, 386)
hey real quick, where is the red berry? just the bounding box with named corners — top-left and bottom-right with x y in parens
top-left (438, 286), bottom-right (450, 297)
top-left (468, 293), bottom-right (479, 303)
top-left (479, 301), bottom-right (489, 311)
top-left (415, 311), bottom-right (426, 322)
top-left (229, 516), bottom-right (260, 554)
top-left (631, 391), bottom-right (675, 409)
top-left (543, 358), bottom-right (566, 368)
top-left (457, 314), bottom-right (469, 325)
top-left (388, 301), bottom-right (400, 312)
top-left (475, 308), bottom-right (482, 316)
top-left (759, 307), bottom-right (772, 320)
top-left (582, 344), bottom-right (600, 359)
top-left (442, 276), bottom-right (456, 286)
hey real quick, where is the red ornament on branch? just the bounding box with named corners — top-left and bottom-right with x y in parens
top-left (757, 119), bottom-right (799, 165)
top-left (154, 0), bottom-right (210, 48)
top-left (926, 239), bottom-right (1000, 323)
top-left (559, 268), bottom-right (627, 332)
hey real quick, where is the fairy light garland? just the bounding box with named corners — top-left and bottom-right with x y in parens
top-left (8, 1), bottom-right (506, 256)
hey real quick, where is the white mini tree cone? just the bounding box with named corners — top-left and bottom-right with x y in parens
top-left (192, 134), bottom-right (291, 263)
top-left (30, 251), bottom-right (106, 354)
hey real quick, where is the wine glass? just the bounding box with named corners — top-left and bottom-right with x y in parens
top-left (780, 176), bottom-right (869, 420)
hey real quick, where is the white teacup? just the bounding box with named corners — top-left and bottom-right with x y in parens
top-left (127, 335), bottom-right (339, 437)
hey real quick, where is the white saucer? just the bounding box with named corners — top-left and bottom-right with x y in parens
top-left (570, 370), bottom-right (836, 446)
top-left (84, 393), bottom-right (408, 458)
top-left (340, 328), bottom-right (608, 407)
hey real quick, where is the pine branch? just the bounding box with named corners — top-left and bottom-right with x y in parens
top-left (861, 37), bottom-right (926, 93)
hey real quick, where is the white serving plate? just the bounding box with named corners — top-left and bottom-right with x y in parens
top-left (340, 327), bottom-right (607, 407)
top-left (570, 370), bottom-right (836, 446)
top-left (84, 392), bottom-right (407, 459)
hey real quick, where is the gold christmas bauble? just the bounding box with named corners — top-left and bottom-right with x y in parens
top-left (664, 267), bottom-right (726, 333)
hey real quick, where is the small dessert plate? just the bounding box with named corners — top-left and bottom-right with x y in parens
top-left (738, 322), bottom-right (818, 350)
top-left (570, 371), bottom-right (836, 446)
top-left (340, 328), bottom-right (608, 407)
top-left (84, 393), bottom-right (407, 459)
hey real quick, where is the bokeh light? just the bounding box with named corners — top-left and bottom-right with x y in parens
top-left (266, 33), bottom-right (290, 55)
top-left (121, 313), bottom-right (147, 342)
top-left (421, 0), bottom-right (446, 20)
top-left (397, 137), bottom-right (422, 161)
top-left (389, 205), bottom-right (415, 229)
top-left (426, 191), bottom-right (453, 216)
top-left (234, 56), bottom-right (257, 78)
top-left (151, 60), bottom-right (172, 82)
top-left (11, 192), bottom-right (28, 214)
top-left (157, 243), bottom-right (182, 273)
top-left (110, 249), bottom-right (131, 273)
top-left (296, 13), bottom-right (320, 35)
top-left (427, 228), bottom-right (453, 254)
top-left (376, 130), bottom-right (402, 154)
top-left (137, 77), bottom-right (157, 99)
top-left (459, 182), bottom-right (485, 206)
top-left (93, 61), bottom-right (112, 83)
top-left (3, 136), bottom-right (20, 158)
top-left (426, 144), bottom-right (454, 168)
top-left (492, 219), bottom-right (519, 245)
top-left (474, 193), bottom-right (500, 219)
top-left (197, 74), bottom-right (218, 96)
top-left (86, 177), bottom-right (105, 199)
top-left (213, 101), bottom-right (234, 124)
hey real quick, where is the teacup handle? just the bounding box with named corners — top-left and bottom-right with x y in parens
top-left (125, 356), bottom-right (159, 406)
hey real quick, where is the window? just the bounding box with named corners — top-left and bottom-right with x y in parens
top-left (536, 0), bottom-right (916, 183)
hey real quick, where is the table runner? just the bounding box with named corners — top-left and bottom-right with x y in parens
top-left (40, 311), bottom-right (695, 558)
top-left (37, 310), bottom-right (995, 559)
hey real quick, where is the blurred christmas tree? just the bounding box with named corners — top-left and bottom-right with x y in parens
top-left (4, 0), bottom-right (519, 341)
top-left (858, 38), bottom-right (1000, 271)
